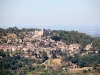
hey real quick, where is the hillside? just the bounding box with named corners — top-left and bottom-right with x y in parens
top-left (51, 30), bottom-right (92, 46)
top-left (0, 27), bottom-right (100, 75)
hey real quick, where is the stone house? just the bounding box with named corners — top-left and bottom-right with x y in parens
top-left (69, 44), bottom-right (81, 51)
top-left (85, 43), bottom-right (93, 51)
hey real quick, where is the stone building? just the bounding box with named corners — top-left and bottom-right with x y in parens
top-left (34, 29), bottom-right (50, 37)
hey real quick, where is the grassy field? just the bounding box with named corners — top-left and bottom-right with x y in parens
top-left (45, 58), bottom-right (61, 66)
top-left (68, 67), bottom-right (92, 73)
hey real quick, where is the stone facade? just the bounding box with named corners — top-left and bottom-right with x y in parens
top-left (34, 29), bottom-right (50, 37)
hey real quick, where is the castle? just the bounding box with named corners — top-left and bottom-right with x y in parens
top-left (34, 29), bottom-right (50, 37)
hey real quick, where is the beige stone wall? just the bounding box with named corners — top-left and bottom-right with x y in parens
top-left (34, 29), bottom-right (50, 37)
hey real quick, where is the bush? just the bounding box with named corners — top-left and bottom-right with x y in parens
top-left (97, 67), bottom-right (100, 74)
top-left (19, 71), bottom-right (23, 75)
top-left (88, 68), bottom-right (91, 71)
top-left (82, 70), bottom-right (87, 73)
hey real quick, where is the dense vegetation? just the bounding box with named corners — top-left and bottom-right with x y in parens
top-left (1, 50), bottom-right (100, 75)
top-left (51, 30), bottom-right (100, 48)
top-left (62, 53), bottom-right (100, 68)
top-left (0, 26), bottom-right (40, 39)
top-left (0, 49), bottom-right (49, 75)
top-left (0, 50), bottom-right (34, 74)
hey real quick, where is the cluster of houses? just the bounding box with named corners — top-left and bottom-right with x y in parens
top-left (0, 29), bottom-right (98, 59)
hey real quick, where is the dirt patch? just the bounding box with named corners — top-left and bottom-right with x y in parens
top-left (45, 58), bottom-right (61, 66)
top-left (68, 67), bottom-right (92, 73)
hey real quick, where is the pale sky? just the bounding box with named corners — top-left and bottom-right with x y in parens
top-left (0, 0), bottom-right (100, 31)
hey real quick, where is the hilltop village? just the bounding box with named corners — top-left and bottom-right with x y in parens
top-left (1, 27), bottom-right (100, 75)
top-left (0, 28), bottom-right (97, 59)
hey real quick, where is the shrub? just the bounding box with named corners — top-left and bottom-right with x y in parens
top-left (82, 70), bottom-right (87, 73)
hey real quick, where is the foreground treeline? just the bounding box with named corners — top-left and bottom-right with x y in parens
top-left (63, 52), bottom-right (100, 68)
top-left (1, 49), bottom-right (100, 75)
top-left (0, 50), bottom-right (35, 75)
top-left (0, 50), bottom-right (65, 75)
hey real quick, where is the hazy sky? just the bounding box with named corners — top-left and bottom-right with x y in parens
top-left (0, 0), bottom-right (100, 31)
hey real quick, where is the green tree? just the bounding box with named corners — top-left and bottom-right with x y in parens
top-left (42, 51), bottom-right (48, 62)
top-left (97, 67), bottom-right (100, 74)
top-left (51, 51), bottom-right (56, 58)
top-left (28, 65), bottom-right (35, 72)
top-left (51, 35), bottom-right (60, 41)
top-left (19, 71), bottom-right (23, 75)
top-left (0, 50), bottom-right (6, 57)
top-left (82, 70), bottom-right (87, 73)
top-left (93, 62), bottom-right (98, 69)
top-left (24, 42), bottom-right (27, 46)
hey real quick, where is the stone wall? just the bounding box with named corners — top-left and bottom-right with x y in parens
top-left (34, 29), bottom-right (50, 37)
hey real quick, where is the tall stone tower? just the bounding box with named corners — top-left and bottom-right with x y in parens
top-left (42, 29), bottom-right (50, 36)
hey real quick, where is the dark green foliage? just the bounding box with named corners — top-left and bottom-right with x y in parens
top-left (51, 50), bottom-right (57, 58)
top-left (63, 54), bottom-right (100, 68)
top-left (27, 49), bottom-right (31, 53)
top-left (24, 42), bottom-right (27, 46)
top-left (93, 62), bottom-right (98, 69)
top-left (19, 71), bottom-right (23, 75)
top-left (31, 40), bottom-right (36, 43)
top-left (0, 52), bottom-right (35, 71)
top-left (92, 38), bottom-right (100, 49)
top-left (62, 56), bottom-right (72, 62)
top-left (0, 27), bottom-right (39, 40)
top-left (0, 28), bottom-right (6, 39)
top-left (51, 50), bottom-right (62, 58)
top-left (71, 56), bottom-right (78, 64)
top-left (0, 50), bottom-right (6, 57)
top-left (1, 39), bottom-right (7, 43)
top-left (51, 30), bottom-right (100, 49)
top-left (39, 42), bottom-right (44, 46)
top-left (28, 64), bottom-right (35, 71)
top-left (82, 70), bottom-right (87, 73)
top-left (51, 35), bottom-right (61, 41)
top-left (0, 69), bottom-right (14, 75)
top-left (41, 51), bottom-right (48, 62)
top-left (23, 70), bottom-right (27, 74)
top-left (0, 55), bottom-right (21, 69)
top-left (97, 67), bottom-right (100, 74)
top-left (10, 65), bottom-right (17, 70)
top-left (88, 68), bottom-right (91, 72)
top-left (17, 62), bottom-right (22, 68)
top-left (51, 30), bottom-right (92, 46)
